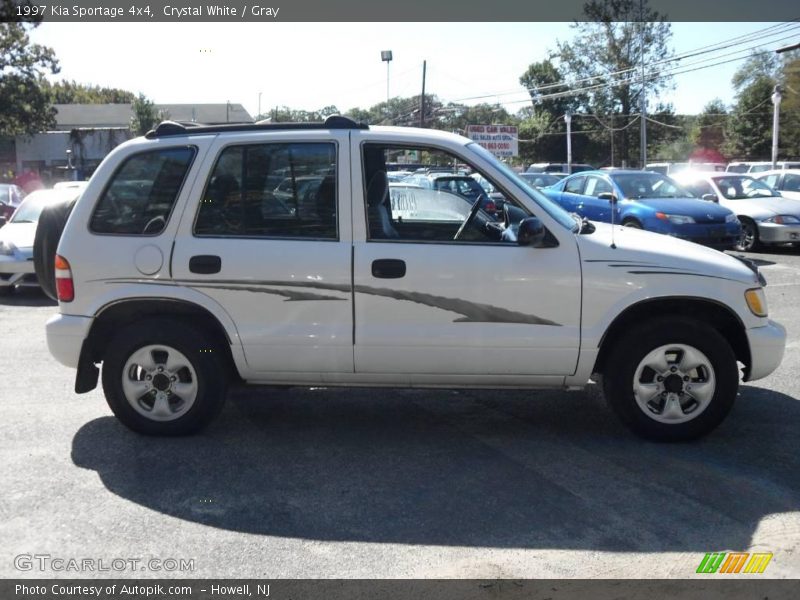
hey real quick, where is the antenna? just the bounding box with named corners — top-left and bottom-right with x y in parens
top-left (601, 192), bottom-right (618, 249)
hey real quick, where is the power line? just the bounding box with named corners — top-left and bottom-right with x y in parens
top-left (447, 22), bottom-right (800, 105)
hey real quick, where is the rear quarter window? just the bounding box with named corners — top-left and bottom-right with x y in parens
top-left (90, 146), bottom-right (196, 235)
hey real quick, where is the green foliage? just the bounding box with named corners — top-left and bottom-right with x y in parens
top-left (724, 53), bottom-right (779, 159)
top-left (42, 80), bottom-right (135, 104)
top-left (549, 0), bottom-right (674, 166)
top-left (0, 1), bottom-right (60, 136)
top-left (129, 93), bottom-right (159, 135)
top-left (691, 99), bottom-right (727, 154)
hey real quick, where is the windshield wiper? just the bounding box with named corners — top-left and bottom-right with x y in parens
top-left (12, 219), bottom-right (33, 223)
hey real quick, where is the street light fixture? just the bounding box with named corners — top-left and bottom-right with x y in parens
top-left (381, 50), bottom-right (393, 105)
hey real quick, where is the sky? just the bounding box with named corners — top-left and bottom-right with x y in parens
top-left (28, 21), bottom-right (798, 118)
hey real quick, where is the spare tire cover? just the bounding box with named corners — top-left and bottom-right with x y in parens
top-left (33, 198), bottom-right (77, 301)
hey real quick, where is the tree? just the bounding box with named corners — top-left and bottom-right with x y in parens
top-left (42, 80), bottom-right (135, 104)
top-left (551, 0), bottom-right (674, 166)
top-left (724, 53), bottom-right (779, 159)
top-left (691, 99), bottom-right (728, 155)
top-left (778, 51), bottom-right (800, 158)
top-left (129, 93), bottom-right (159, 135)
top-left (0, 0), bottom-right (60, 136)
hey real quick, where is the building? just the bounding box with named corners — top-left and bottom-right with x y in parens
top-left (14, 103), bottom-right (252, 182)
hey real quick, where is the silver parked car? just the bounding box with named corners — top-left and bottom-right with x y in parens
top-left (753, 169), bottom-right (800, 202)
top-left (0, 188), bottom-right (82, 294)
top-left (675, 171), bottom-right (800, 252)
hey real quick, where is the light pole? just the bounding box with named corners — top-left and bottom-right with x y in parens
top-left (381, 50), bottom-right (393, 106)
top-left (565, 112), bottom-right (572, 175)
top-left (771, 85), bottom-right (782, 170)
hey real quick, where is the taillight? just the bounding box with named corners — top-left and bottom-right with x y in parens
top-left (55, 254), bottom-right (74, 302)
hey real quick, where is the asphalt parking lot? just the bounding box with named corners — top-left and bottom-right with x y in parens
top-left (2, 248), bottom-right (799, 579)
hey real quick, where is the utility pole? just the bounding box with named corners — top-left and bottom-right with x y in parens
top-left (639, 0), bottom-right (647, 169)
top-left (258, 92), bottom-right (262, 120)
top-left (565, 112), bottom-right (572, 174)
top-left (771, 85), bottom-right (782, 170)
top-left (420, 60), bottom-right (427, 127)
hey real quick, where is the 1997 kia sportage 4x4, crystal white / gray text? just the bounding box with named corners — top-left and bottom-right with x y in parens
top-left (41, 116), bottom-right (786, 441)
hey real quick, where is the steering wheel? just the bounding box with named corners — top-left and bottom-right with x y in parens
top-left (142, 215), bottom-right (166, 234)
top-left (453, 196), bottom-right (484, 241)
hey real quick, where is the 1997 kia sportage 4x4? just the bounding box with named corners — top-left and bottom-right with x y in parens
top-left (42, 116), bottom-right (786, 441)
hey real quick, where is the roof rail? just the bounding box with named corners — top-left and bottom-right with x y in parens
top-left (145, 114), bottom-right (368, 138)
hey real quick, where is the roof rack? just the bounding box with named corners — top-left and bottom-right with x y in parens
top-left (145, 115), bottom-right (368, 138)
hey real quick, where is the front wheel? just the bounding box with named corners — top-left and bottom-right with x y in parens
top-left (622, 219), bottom-right (642, 229)
top-left (734, 218), bottom-right (759, 252)
top-left (101, 319), bottom-right (229, 435)
top-left (602, 318), bottom-right (738, 441)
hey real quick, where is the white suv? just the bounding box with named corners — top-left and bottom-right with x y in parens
top-left (43, 116), bottom-right (786, 440)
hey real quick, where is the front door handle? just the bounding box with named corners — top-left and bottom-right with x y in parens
top-left (189, 255), bottom-right (221, 274)
top-left (372, 259), bottom-right (406, 279)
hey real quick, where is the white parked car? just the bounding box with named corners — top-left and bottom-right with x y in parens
top-left (0, 188), bottom-right (82, 294)
top-left (42, 117), bottom-right (785, 441)
top-left (753, 169), bottom-right (800, 202)
top-left (674, 171), bottom-right (800, 251)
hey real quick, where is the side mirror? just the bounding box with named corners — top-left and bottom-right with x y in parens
top-left (0, 215), bottom-right (6, 227)
top-left (701, 193), bottom-right (718, 202)
top-left (517, 217), bottom-right (546, 247)
top-left (598, 192), bottom-right (617, 203)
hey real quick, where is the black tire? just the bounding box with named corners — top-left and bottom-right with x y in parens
top-left (33, 198), bottom-right (77, 301)
top-left (602, 317), bottom-right (738, 442)
top-left (734, 218), bottom-right (759, 252)
top-left (101, 319), bottom-right (229, 435)
top-left (622, 218), bottom-right (642, 229)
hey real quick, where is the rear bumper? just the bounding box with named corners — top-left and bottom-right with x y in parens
top-left (46, 313), bottom-right (93, 368)
top-left (745, 319), bottom-right (786, 382)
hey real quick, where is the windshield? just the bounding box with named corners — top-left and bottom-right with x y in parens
top-left (467, 143), bottom-right (576, 231)
top-left (712, 176), bottom-right (779, 199)
top-left (610, 172), bottom-right (694, 199)
top-left (11, 191), bottom-right (77, 223)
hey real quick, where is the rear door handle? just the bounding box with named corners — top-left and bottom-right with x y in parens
top-left (189, 255), bottom-right (222, 274)
top-left (372, 259), bottom-right (406, 279)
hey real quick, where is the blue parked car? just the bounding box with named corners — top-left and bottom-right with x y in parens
top-left (542, 170), bottom-right (742, 250)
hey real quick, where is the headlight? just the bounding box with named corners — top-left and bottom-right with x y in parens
top-left (656, 212), bottom-right (695, 225)
top-left (725, 213), bottom-right (739, 223)
top-left (762, 215), bottom-right (800, 224)
top-left (0, 240), bottom-right (15, 256)
top-left (745, 288), bottom-right (768, 317)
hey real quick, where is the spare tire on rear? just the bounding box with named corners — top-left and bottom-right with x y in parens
top-left (33, 198), bottom-right (77, 301)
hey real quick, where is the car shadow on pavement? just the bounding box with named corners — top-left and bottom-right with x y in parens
top-left (0, 289), bottom-right (56, 307)
top-left (71, 384), bottom-right (799, 552)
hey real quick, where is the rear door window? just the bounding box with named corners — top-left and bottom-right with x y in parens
top-left (90, 146), bottom-right (196, 235)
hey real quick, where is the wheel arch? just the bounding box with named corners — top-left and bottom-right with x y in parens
top-left (76, 298), bottom-right (243, 393)
top-left (593, 296), bottom-right (751, 378)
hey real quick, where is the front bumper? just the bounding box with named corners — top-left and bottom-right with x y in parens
top-left (745, 319), bottom-right (786, 382)
top-left (0, 249), bottom-right (36, 288)
top-left (659, 221), bottom-right (742, 250)
top-left (757, 222), bottom-right (800, 244)
top-left (46, 313), bottom-right (93, 369)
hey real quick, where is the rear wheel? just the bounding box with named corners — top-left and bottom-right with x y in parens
top-left (101, 319), bottom-right (229, 435)
top-left (603, 317), bottom-right (738, 441)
